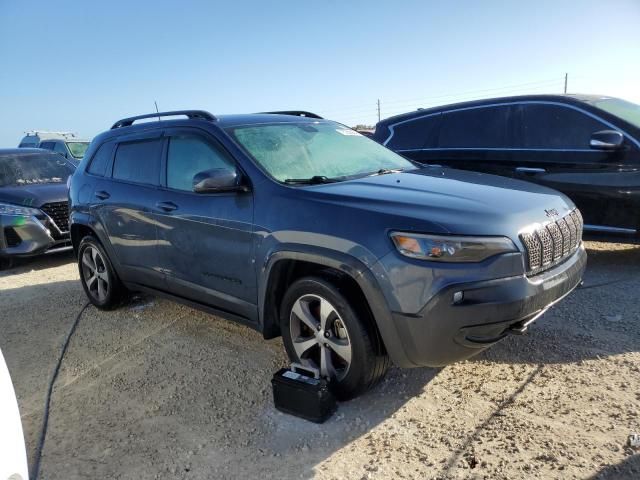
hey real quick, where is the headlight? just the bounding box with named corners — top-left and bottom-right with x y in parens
top-left (0, 202), bottom-right (40, 217)
top-left (390, 232), bottom-right (517, 262)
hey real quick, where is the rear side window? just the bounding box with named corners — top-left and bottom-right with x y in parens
top-left (439, 105), bottom-right (514, 148)
top-left (87, 143), bottom-right (112, 176)
top-left (386, 114), bottom-right (442, 150)
top-left (518, 104), bottom-right (607, 149)
top-left (166, 135), bottom-right (235, 192)
top-left (112, 139), bottom-right (162, 185)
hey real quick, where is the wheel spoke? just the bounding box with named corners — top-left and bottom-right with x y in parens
top-left (320, 346), bottom-right (336, 379)
top-left (292, 336), bottom-right (318, 358)
top-left (326, 337), bottom-right (352, 364)
top-left (82, 250), bottom-right (95, 271)
top-left (86, 274), bottom-right (97, 289)
top-left (291, 299), bottom-right (319, 331)
top-left (97, 278), bottom-right (106, 300)
top-left (319, 298), bottom-right (334, 330)
top-left (91, 247), bottom-right (99, 268)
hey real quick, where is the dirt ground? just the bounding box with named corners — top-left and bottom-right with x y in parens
top-left (0, 240), bottom-right (639, 480)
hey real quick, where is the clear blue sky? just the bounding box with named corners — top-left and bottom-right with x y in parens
top-left (1, 0), bottom-right (639, 146)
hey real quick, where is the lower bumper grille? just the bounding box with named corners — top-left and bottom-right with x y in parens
top-left (4, 227), bottom-right (21, 247)
top-left (520, 209), bottom-right (583, 275)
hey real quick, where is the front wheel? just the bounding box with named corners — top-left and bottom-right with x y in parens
top-left (78, 236), bottom-right (127, 309)
top-left (280, 276), bottom-right (389, 400)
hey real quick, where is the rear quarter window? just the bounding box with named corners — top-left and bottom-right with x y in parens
top-left (112, 139), bottom-right (162, 185)
top-left (386, 114), bottom-right (442, 150)
top-left (87, 143), bottom-right (113, 176)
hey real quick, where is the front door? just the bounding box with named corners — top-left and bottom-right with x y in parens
top-left (155, 129), bottom-right (256, 320)
top-left (510, 102), bottom-right (639, 230)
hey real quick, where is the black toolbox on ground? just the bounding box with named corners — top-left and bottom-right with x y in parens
top-left (272, 364), bottom-right (337, 423)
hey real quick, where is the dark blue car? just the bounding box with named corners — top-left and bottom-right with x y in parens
top-left (69, 110), bottom-right (586, 399)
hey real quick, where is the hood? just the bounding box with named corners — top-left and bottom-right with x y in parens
top-left (306, 167), bottom-right (575, 240)
top-left (0, 183), bottom-right (68, 208)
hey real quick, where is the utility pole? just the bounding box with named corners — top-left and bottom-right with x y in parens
top-left (377, 99), bottom-right (381, 122)
top-left (564, 73), bottom-right (568, 94)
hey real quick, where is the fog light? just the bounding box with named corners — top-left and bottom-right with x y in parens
top-left (453, 291), bottom-right (464, 304)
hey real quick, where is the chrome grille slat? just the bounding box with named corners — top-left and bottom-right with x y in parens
top-left (546, 222), bottom-right (563, 261)
top-left (520, 209), bottom-right (583, 276)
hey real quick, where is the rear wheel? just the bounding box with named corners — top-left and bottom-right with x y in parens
top-left (78, 236), bottom-right (127, 309)
top-left (280, 276), bottom-right (389, 400)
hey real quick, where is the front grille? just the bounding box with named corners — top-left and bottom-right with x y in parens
top-left (4, 227), bottom-right (21, 247)
top-left (520, 209), bottom-right (583, 275)
top-left (40, 201), bottom-right (69, 233)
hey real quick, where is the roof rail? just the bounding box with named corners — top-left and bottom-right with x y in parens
top-left (260, 111), bottom-right (323, 119)
top-left (111, 110), bottom-right (217, 129)
top-left (24, 130), bottom-right (77, 138)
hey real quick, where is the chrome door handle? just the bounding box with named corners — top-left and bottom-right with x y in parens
top-left (515, 167), bottom-right (546, 174)
top-left (156, 201), bottom-right (178, 212)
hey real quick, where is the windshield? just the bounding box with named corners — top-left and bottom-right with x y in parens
top-left (591, 98), bottom-right (640, 129)
top-left (66, 141), bottom-right (90, 158)
top-left (228, 122), bottom-right (415, 182)
top-left (0, 153), bottom-right (74, 187)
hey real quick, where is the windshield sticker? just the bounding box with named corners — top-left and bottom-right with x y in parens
top-left (336, 129), bottom-right (362, 136)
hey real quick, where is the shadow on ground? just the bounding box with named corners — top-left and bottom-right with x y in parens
top-left (476, 243), bottom-right (640, 365)
top-left (0, 250), bottom-right (74, 277)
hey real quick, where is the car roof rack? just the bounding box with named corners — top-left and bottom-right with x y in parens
top-left (111, 110), bottom-right (217, 129)
top-left (260, 111), bottom-right (323, 119)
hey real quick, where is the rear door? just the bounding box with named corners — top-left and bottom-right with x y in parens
top-left (93, 131), bottom-right (165, 288)
top-left (511, 102), bottom-right (638, 229)
top-left (433, 104), bottom-right (518, 176)
top-left (155, 128), bottom-right (256, 320)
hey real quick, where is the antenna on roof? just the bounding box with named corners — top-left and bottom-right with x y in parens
top-left (154, 101), bottom-right (160, 121)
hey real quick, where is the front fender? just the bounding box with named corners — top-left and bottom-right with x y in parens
top-left (259, 245), bottom-right (415, 368)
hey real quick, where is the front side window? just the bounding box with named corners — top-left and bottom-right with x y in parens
top-left (39, 142), bottom-right (54, 150)
top-left (229, 121), bottom-right (414, 182)
top-left (66, 142), bottom-right (90, 159)
top-left (112, 139), bottom-right (162, 185)
top-left (438, 105), bottom-right (514, 148)
top-left (53, 142), bottom-right (67, 155)
top-left (166, 135), bottom-right (235, 191)
top-left (519, 104), bottom-right (607, 149)
top-left (0, 153), bottom-right (73, 186)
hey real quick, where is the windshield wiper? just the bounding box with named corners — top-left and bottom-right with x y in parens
top-left (369, 168), bottom-right (405, 177)
top-left (284, 175), bottom-right (339, 185)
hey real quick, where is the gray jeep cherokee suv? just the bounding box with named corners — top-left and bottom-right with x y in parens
top-left (69, 110), bottom-right (586, 399)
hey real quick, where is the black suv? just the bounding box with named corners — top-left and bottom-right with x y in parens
top-left (69, 110), bottom-right (586, 399)
top-left (373, 94), bottom-right (640, 241)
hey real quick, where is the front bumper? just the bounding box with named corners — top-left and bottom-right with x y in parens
top-left (0, 214), bottom-right (71, 258)
top-left (390, 245), bottom-right (587, 367)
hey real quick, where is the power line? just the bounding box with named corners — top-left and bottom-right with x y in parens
top-left (318, 77), bottom-right (563, 115)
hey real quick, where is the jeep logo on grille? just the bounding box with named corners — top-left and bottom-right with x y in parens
top-left (545, 208), bottom-right (559, 218)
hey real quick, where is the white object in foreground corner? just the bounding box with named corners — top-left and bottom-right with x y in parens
top-left (0, 348), bottom-right (28, 480)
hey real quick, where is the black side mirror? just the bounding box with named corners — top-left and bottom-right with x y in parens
top-left (590, 130), bottom-right (624, 150)
top-left (193, 168), bottom-right (248, 193)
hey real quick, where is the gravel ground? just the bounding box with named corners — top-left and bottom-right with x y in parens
top-left (0, 241), bottom-right (639, 479)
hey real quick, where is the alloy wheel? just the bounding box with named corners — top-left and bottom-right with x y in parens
top-left (81, 246), bottom-right (110, 302)
top-left (289, 294), bottom-right (352, 381)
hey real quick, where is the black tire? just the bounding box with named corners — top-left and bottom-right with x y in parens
top-left (77, 235), bottom-right (127, 310)
top-left (280, 276), bottom-right (390, 400)
top-left (0, 257), bottom-right (13, 271)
